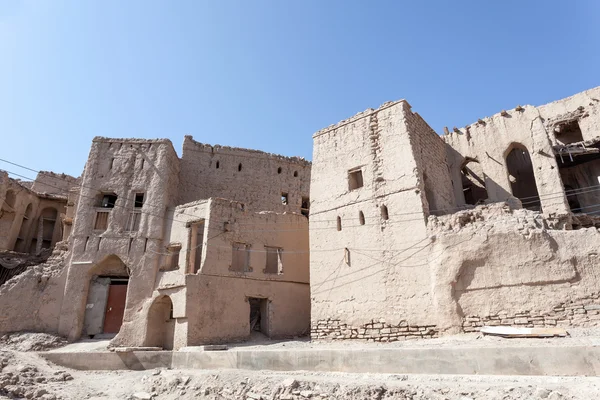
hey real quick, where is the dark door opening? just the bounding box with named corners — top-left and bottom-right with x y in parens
top-left (103, 279), bottom-right (128, 334)
top-left (506, 145), bottom-right (541, 211)
top-left (248, 297), bottom-right (269, 337)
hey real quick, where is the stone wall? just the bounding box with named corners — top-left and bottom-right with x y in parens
top-left (463, 292), bottom-right (600, 332)
top-left (311, 318), bottom-right (438, 341)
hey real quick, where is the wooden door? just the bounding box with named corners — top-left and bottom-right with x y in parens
top-left (103, 284), bottom-right (127, 333)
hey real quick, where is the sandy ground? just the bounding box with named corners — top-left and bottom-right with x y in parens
top-left (2, 331), bottom-right (600, 400)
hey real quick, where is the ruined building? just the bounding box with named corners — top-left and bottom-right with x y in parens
top-left (2, 87), bottom-right (600, 348)
top-left (1, 136), bottom-right (311, 350)
top-left (310, 87), bottom-right (600, 341)
top-left (0, 171), bottom-right (78, 284)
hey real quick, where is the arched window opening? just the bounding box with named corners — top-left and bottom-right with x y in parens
top-left (381, 205), bottom-right (389, 221)
top-left (277, 167), bottom-right (282, 174)
top-left (358, 211), bottom-right (365, 225)
top-left (506, 144), bottom-right (541, 211)
top-left (216, 161), bottom-right (220, 169)
top-left (461, 160), bottom-right (488, 205)
top-left (336, 216), bottom-right (342, 231)
top-left (238, 163), bottom-right (242, 172)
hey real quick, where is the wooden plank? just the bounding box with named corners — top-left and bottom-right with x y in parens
top-left (480, 326), bottom-right (568, 338)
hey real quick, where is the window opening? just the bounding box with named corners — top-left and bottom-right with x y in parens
top-left (381, 205), bottom-right (389, 221)
top-left (98, 193), bottom-right (118, 208)
top-left (238, 163), bottom-right (242, 172)
top-left (231, 242), bottom-right (251, 272)
top-left (216, 161), bottom-right (220, 169)
top-left (554, 120), bottom-right (584, 145)
top-left (281, 192), bottom-right (288, 205)
top-left (359, 211), bottom-right (365, 225)
top-left (94, 210), bottom-right (109, 231)
top-left (348, 168), bottom-right (364, 190)
top-left (163, 243), bottom-right (181, 271)
top-left (294, 171), bottom-right (298, 177)
top-left (264, 246), bottom-right (283, 274)
top-left (301, 197), bottom-right (310, 217)
top-left (337, 216), bottom-right (342, 231)
top-left (277, 167), bottom-right (282, 174)
top-left (134, 193), bottom-right (144, 208)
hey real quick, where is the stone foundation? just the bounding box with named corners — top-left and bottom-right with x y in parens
top-left (311, 318), bottom-right (438, 341)
top-left (462, 292), bottom-right (600, 332)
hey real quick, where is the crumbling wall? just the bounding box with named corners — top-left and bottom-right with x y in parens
top-left (443, 105), bottom-right (569, 221)
top-left (0, 174), bottom-right (67, 254)
top-left (428, 203), bottom-right (600, 333)
top-left (538, 86), bottom-right (600, 144)
top-left (178, 136), bottom-right (311, 214)
top-left (0, 242), bottom-right (69, 334)
top-left (31, 171), bottom-right (79, 196)
top-left (405, 109), bottom-right (456, 216)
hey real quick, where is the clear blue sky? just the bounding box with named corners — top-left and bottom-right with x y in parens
top-left (1, 1), bottom-right (598, 178)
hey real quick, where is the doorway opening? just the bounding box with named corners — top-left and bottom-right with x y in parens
top-left (248, 297), bottom-right (269, 337)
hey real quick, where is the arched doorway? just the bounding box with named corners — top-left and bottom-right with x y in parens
top-left (505, 144), bottom-right (541, 211)
top-left (83, 255), bottom-right (130, 337)
top-left (461, 160), bottom-right (488, 205)
top-left (146, 295), bottom-right (175, 350)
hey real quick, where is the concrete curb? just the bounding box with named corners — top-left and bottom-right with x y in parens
top-left (39, 345), bottom-right (600, 376)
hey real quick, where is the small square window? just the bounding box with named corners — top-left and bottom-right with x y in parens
top-left (134, 193), bottom-right (144, 208)
top-left (98, 193), bottom-right (118, 208)
top-left (348, 168), bottom-right (364, 190)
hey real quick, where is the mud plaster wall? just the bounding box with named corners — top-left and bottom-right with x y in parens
top-left (178, 136), bottom-right (311, 214)
top-left (158, 198), bottom-right (310, 346)
top-left (31, 171), bottom-right (79, 196)
top-left (0, 244), bottom-right (68, 334)
top-left (310, 101), bottom-right (436, 332)
top-left (185, 275), bottom-right (310, 345)
top-left (59, 138), bottom-right (180, 344)
top-left (428, 205), bottom-right (600, 333)
top-left (444, 88), bottom-right (600, 222)
top-left (405, 110), bottom-right (456, 216)
top-left (443, 107), bottom-right (569, 219)
top-left (537, 87), bottom-right (600, 144)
